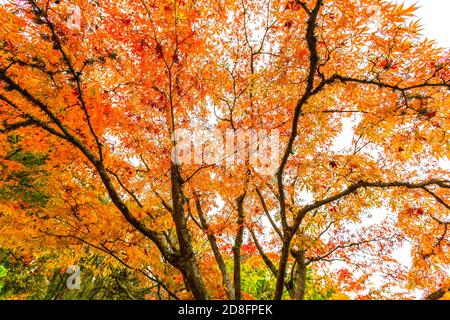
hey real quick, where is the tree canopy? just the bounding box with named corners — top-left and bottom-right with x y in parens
top-left (0, 0), bottom-right (449, 300)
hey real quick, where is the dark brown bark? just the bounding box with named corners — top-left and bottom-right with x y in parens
top-left (249, 228), bottom-right (297, 298)
top-left (424, 288), bottom-right (449, 300)
top-left (233, 193), bottom-right (246, 300)
top-left (249, 228), bottom-right (278, 276)
top-left (273, 0), bottom-right (323, 299)
top-left (256, 188), bottom-right (283, 239)
top-left (0, 68), bottom-right (210, 300)
top-left (3, 0), bottom-right (450, 302)
top-left (273, 238), bottom-right (292, 300)
top-left (170, 164), bottom-right (209, 300)
top-left (195, 198), bottom-right (235, 299)
top-left (291, 249), bottom-right (307, 300)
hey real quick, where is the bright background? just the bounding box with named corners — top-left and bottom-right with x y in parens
top-left (330, 1), bottom-right (450, 297)
top-left (397, 0), bottom-right (450, 47)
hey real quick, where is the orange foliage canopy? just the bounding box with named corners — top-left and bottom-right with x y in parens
top-left (0, 0), bottom-right (449, 299)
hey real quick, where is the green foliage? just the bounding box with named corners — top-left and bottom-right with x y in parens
top-left (240, 259), bottom-right (336, 300)
top-left (241, 263), bottom-right (276, 300)
top-left (0, 145), bottom-right (150, 300)
top-left (0, 265), bottom-right (7, 292)
top-left (0, 249), bottom-right (151, 300)
top-left (0, 250), bottom-right (48, 299)
top-left (0, 140), bottom-right (49, 208)
top-left (304, 269), bottom-right (335, 300)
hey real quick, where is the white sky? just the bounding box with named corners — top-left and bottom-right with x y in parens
top-left (394, 0), bottom-right (450, 294)
top-left (329, 1), bottom-right (450, 297)
top-left (0, 0), bottom-right (445, 299)
top-left (397, 0), bottom-right (450, 48)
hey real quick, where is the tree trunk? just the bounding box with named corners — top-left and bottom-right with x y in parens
top-left (233, 194), bottom-right (245, 300)
top-left (273, 238), bottom-right (292, 299)
top-left (291, 249), bottom-right (307, 300)
top-left (171, 164), bottom-right (209, 300)
top-left (196, 198), bottom-right (235, 299)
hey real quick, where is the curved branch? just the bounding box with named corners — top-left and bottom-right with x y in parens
top-left (49, 233), bottom-right (179, 300)
top-left (292, 179), bottom-right (450, 232)
top-left (256, 187), bottom-right (283, 239)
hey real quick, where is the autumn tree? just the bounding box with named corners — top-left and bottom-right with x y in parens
top-left (0, 0), bottom-right (449, 300)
